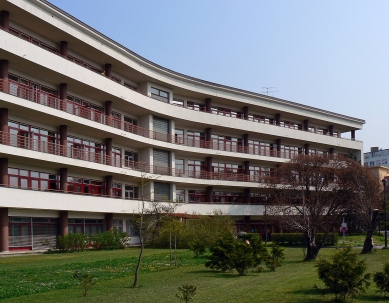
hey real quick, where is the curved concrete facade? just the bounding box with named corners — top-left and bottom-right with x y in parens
top-left (0, 0), bottom-right (364, 251)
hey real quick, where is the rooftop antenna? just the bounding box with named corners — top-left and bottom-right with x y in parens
top-left (262, 87), bottom-right (278, 96)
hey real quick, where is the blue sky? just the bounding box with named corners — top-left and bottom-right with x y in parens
top-left (48, 0), bottom-right (389, 152)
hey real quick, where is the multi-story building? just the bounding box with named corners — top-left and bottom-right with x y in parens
top-left (0, 0), bottom-right (365, 252)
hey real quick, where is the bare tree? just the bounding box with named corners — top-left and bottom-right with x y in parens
top-left (339, 159), bottom-right (382, 254)
top-left (133, 174), bottom-right (178, 287)
top-left (267, 154), bottom-right (349, 260)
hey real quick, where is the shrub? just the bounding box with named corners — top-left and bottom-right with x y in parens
top-left (56, 233), bottom-right (89, 252)
top-left (176, 284), bottom-right (197, 302)
top-left (90, 229), bottom-right (129, 250)
top-left (316, 246), bottom-right (371, 301)
top-left (265, 244), bottom-right (285, 271)
top-left (189, 239), bottom-right (206, 258)
top-left (206, 233), bottom-right (269, 275)
top-left (205, 234), bottom-right (235, 272)
top-left (373, 263), bottom-right (389, 296)
top-left (73, 270), bottom-right (96, 302)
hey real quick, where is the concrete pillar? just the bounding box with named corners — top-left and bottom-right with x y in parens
top-left (105, 213), bottom-right (113, 231)
top-left (58, 211), bottom-right (68, 236)
top-left (329, 125), bottom-right (334, 136)
top-left (244, 188), bottom-right (250, 204)
top-left (106, 175), bottom-right (112, 197)
top-left (0, 158), bottom-right (8, 186)
top-left (205, 98), bottom-right (211, 112)
top-left (244, 215), bottom-right (251, 232)
top-left (206, 128), bottom-right (212, 148)
top-left (206, 186), bottom-right (213, 203)
top-left (303, 119), bottom-right (309, 131)
top-left (106, 138), bottom-right (112, 165)
top-left (105, 101), bottom-right (112, 126)
top-left (59, 168), bottom-right (68, 192)
top-left (0, 59), bottom-right (8, 81)
top-left (304, 144), bottom-right (310, 155)
top-left (206, 157), bottom-right (212, 174)
top-left (351, 130), bottom-right (355, 141)
top-left (243, 106), bottom-right (249, 120)
top-left (59, 125), bottom-right (67, 156)
top-left (329, 148), bottom-right (334, 155)
top-left (0, 11), bottom-right (9, 29)
top-left (0, 108), bottom-right (8, 144)
top-left (0, 208), bottom-right (9, 252)
top-left (60, 41), bottom-right (68, 56)
top-left (243, 134), bottom-right (249, 153)
top-left (60, 83), bottom-right (67, 111)
top-left (244, 160), bottom-right (250, 176)
top-left (105, 64), bottom-right (112, 78)
top-left (276, 139), bottom-right (281, 157)
top-left (275, 113), bottom-right (281, 126)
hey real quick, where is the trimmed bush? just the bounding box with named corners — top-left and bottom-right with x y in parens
top-left (271, 233), bottom-right (338, 247)
top-left (56, 233), bottom-right (89, 252)
top-left (91, 229), bottom-right (129, 250)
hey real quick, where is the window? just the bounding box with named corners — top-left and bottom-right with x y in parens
top-left (212, 163), bottom-right (242, 180)
top-left (123, 81), bottom-right (137, 91)
top-left (125, 185), bottom-right (139, 199)
top-left (151, 87), bottom-right (169, 103)
top-left (67, 136), bottom-right (104, 163)
top-left (213, 191), bottom-right (243, 203)
top-left (8, 168), bottom-right (58, 190)
top-left (249, 166), bottom-right (271, 182)
top-left (248, 140), bottom-right (271, 156)
top-left (187, 101), bottom-right (205, 111)
top-left (175, 129), bottom-right (184, 144)
top-left (175, 159), bottom-right (184, 175)
top-left (154, 182), bottom-right (170, 201)
top-left (188, 160), bottom-right (204, 178)
top-left (8, 121), bottom-right (58, 153)
top-left (187, 131), bottom-right (205, 148)
top-left (211, 134), bottom-right (242, 152)
top-left (125, 150), bottom-right (138, 167)
top-left (126, 220), bottom-right (140, 236)
top-left (280, 145), bottom-right (300, 159)
top-left (66, 177), bottom-right (105, 195)
top-left (176, 189), bottom-right (185, 202)
top-left (124, 115), bottom-right (138, 133)
top-left (113, 220), bottom-right (123, 232)
top-left (188, 190), bottom-right (205, 203)
top-left (383, 159), bottom-right (388, 165)
top-left (112, 182), bottom-right (122, 198)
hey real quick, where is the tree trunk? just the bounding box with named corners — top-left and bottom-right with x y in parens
top-left (361, 229), bottom-right (374, 254)
top-left (304, 234), bottom-right (320, 260)
top-left (133, 238), bottom-right (144, 287)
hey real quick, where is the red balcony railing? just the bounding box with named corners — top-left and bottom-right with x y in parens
top-left (0, 25), bottom-right (360, 143)
top-left (0, 131), bottom-right (260, 183)
top-left (0, 79), bottom-right (295, 159)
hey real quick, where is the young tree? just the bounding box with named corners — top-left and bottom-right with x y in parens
top-left (316, 247), bottom-right (371, 301)
top-left (267, 154), bottom-right (349, 260)
top-left (132, 174), bottom-right (178, 287)
top-left (338, 159), bottom-right (382, 254)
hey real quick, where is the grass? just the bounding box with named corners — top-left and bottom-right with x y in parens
top-left (1, 246), bottom-right (389, 303)
top-left (338, 234), bottom-right (386, 247)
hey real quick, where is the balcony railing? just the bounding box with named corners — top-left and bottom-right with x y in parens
top-left (0, 131), bottom-right (262, 183)
top-left (0, 183), bottom-right (266, 205)
top-left (0, 24), bottom-right (361, 142)
top-left (0, 79), bottom-right (298, 160)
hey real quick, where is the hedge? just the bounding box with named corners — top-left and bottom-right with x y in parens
top-left (271, 233), bottom-right (338, 247)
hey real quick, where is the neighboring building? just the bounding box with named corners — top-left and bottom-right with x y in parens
top-left (364, 147), bottom-right (389, 168)
top-left (0, 0), bottom-right (365, 251)
top-left (366, 165), bottom-right (389, 181)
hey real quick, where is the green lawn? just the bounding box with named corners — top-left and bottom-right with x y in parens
top-left (1, 246), bottom-right (389, 303)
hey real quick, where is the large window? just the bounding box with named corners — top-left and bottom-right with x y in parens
top-left (248, 140), bottom-right (271, 156)
top-left (249, 166), bottom-right (271, 182)
top-left (66, 95), bottom-right (104, 122)
top-left (66, 177), bottom-right (105, 195)
top-left (187, 131), bottom-right (205, 148)
top-left (187, 101), bottom-right (205, 111)
top-left (125, 185), bottom-right (139, 199)
top-left (151, 87), bottom-right (169, 103)
top-left (188, 190), bottom-right (205, 203)
top-left (8, 168), bottom-right (58, 190)
top-left (213, 191), bottom-right (243, 203)
top-left (188, 160), bottom-right (204, 178)
top-left (175, 159), bottom-right (185, 175)
top-left (211, 134), bottom-right (241, 152)
top-left (8, 121), bottom-right (58, 153)
top-left (212, 163), bottom-right (242, 180)
top-left (67, 136), bottom-right (105, 163)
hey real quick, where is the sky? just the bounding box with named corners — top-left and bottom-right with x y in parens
top-left (48, 0), bottom-right (389, 152)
